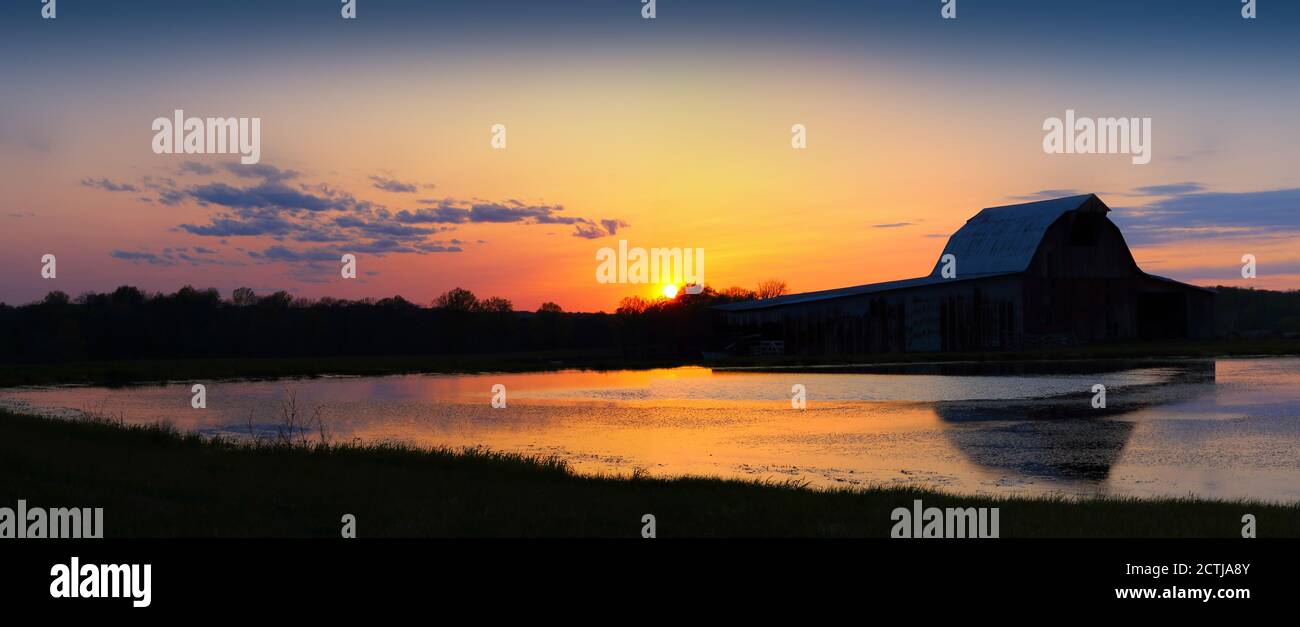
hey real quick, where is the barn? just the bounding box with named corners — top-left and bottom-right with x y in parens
top-left (715, 194), bottom-right (1215, 354)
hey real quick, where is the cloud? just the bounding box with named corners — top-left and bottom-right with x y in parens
top-left (600, 219), bottom-right (629, 236)
top-left (872, 222), bottom-right (913, 228)
top-left (224, 163), bottom-right (298, 181)
top-left (1149, 260), bottom-right (1300, 281)
top-left (83, 161), bottom-right (625, 265)
top-left (81, 178), bottom-right (138, 192)
top-left (179, 211), bottom-right (297, 237)
top-left (1131, 182), bottom-right (1204, 196)
top-left (369, 175), bottom-right (419, 193)
top-left (188, 181), bottom-right (352, 212)
top-left (249, 246), bottom-right (340, 263)
top-left (111, 250), bottom-right (173, 266)
top-left (1114, 187), bottom-right (1300, 245)
top-left (178, 161), bottom-right (216, 175)
top-left (110, 248), bottom-right (235, 267)
top-left (572, 223), bottom-right (606, 239)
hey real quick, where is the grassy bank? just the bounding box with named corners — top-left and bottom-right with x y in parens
top-left (1, 409), bottom-right (1295, 537)
top-left (3, 338), bottom-right (1300, 388)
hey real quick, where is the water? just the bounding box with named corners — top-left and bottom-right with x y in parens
top-left (3, 358), bottom-right (1299, 502)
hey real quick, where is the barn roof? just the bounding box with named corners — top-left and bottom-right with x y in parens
top-left (929, 193), bottom-right (1107, 276)
top-left (712, 272), bottom-right (1014, 311)
top-left (715, 193), bottom-right (1107, 313)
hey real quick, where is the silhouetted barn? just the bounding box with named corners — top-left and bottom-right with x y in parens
top-left (716, 194), bottom-right (1214, 354)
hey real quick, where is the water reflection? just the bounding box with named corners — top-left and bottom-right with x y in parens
top-left (936, 361), bottom-right (1215, 483)
top-left (2, 358), bottom-right (1297, 501)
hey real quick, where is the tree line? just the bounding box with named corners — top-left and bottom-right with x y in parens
top-left (0, 281), bottom-right (788, 364)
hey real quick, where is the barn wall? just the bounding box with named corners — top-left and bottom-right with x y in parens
top-left (722, 277), bottom-right (1023, 355)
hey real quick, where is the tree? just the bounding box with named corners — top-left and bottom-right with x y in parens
top-left (434, 287), bottom-right (478, 311)
top-left (537, 301), bottom-right (563, 314)
top-left (720, 286), bottom-right (756, 301)
top-left (232, 287), bottom-right (257, 306)
top-left (41, 291), bottom-right (70, 306)
top-left (110, 285), bottom-right (146, 306)
top-left (258, 291), bottom-right (294, 309)
top-left (478, 296), bottom-right (514, 313)
top-left (617, 296), bottom-right (650, 314)
top-left (755, 279), bottom-right (788, 299)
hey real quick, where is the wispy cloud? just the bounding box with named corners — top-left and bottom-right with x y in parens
top-left (1131, 182), bottom-right (1205, 196)
top-left (82, 161), bottom-right (630, 266)
top-left (369, 175), bottom-right (419, 193)
top-left (110, 247), bottom-right (238, 267)
top-left (81, 178), bottom-right (138, 193)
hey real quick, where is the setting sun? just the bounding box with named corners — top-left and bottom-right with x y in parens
top-left (661, 284), bottom-right (679, 299)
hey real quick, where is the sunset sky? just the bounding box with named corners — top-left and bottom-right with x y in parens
top-left (2, 0), bottom-right (1298, 311)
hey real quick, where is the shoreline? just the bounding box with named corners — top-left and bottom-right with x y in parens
top-left (3, 338), bottom-right (1300, 388)
top-left (2, 408), bottom-right (1296, 538)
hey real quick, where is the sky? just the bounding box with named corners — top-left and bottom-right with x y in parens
top-left (2, 0), bottom-right (1298, 311)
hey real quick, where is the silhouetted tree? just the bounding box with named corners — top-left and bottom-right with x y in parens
top-left (755, 279), bottom-right (788, 299)
top-left (42, 291), bottom-right (70, 306)
top-left (232, 287), bottom-right (257, 306)
top-left (479, 297), bottom-right (513, 313)
top-left (434, 288), bottom-right (478, 311)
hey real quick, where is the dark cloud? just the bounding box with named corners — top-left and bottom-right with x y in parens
top-left (872, 222), bottom-right (913, 228)
top-left (188, 180), bottom-right (352, 212)
top-left (1114, 187), bottom-right (1300, 245)
top-left (180, 211), bottom-right (297, 237)
top-left (249, 246), bottom-right (340, 263)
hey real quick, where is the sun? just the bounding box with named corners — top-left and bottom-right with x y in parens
top-left (661, 284), bottom-right (679, 299)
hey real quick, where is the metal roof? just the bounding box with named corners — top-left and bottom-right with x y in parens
top-left (930, 193), bottom-right (1107, 276)
top-left (715, 194), bottom-right (1106, 313)
top-left (713, 272), bottom-right (1016, 312)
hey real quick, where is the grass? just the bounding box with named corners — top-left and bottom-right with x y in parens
top-left (1, 408), bottom-right (1296, 537)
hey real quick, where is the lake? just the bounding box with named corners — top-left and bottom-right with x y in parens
top-left (3, 357), bottom-right (1299, 501)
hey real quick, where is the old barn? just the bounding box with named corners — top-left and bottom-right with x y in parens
top-left (716, 194), bottom-right (1214, 354)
